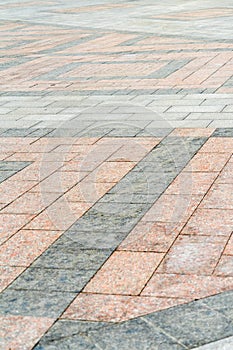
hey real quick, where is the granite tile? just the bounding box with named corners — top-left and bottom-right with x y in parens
top-left (145, 301), bottom-right (233, 348)
top-left (142, 273), bottom-right (233, 299)
top-left (62, 293), bottom-right (187, 322)
top-left (0, 230), bottom-right (61, 266)
top-left (88, 317), bottom-right (184, 350)
top-left (34, 320), bottom-right (108, 350)
top-left (118, 221), bottom-right (183, 252)
top-left (182, 208), bottom-right (233, 236)
top-left (84, 251), bottom-right (164, 295)
top-left (0, 289), bottom-right (76, 318)
top-left (184, 153), bottom-right (230, 172)
top-left (199, 137), bottom-right (233, 153)
top-left (157, 235), bottom-right (227, 275)
top-left (214, 256), bottom-right (233, 277)
top-left (0, 315), bottom-right (54, 350)
top-left (165, 172), bottom-right (218, 195)
top-left (10, 267), bottom-right (96, 293)
top-left (0, 266), bottom-right (25, 292)
top-left (142, 194), bottom-right (203, 223)
top-left (200, 184), bottom-right (233, 209)
top-left (32, 236), bottom-right (111, 270)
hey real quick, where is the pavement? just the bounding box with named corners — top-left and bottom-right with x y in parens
top-left (0, 0), bottom-right (233, 349)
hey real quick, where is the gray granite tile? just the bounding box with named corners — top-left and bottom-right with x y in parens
top-left (0, 170), bottom-right (16, 182)
top-left (213, 128), bottom-right (233, 137)
top-left (137, 128), bottom-right (173, 137)
top-left (98, 193), bottom-right (158, 204)
top-left (192, 336), bottom-right (233, 350)
top-left (34, 320), bottom-right (107, 350)
top-left (32, 236), bottom-right (111, 269)
top-left (201, 290), bottom-right (233, 321)
top-left (0, 161), bottom-right (30, 171)
top-left (0, 289), bottom-right (76, 318)
top-left (145, 301), bottom-right (233, 349)
top-left (88, 318), bottom-right (185, 350)
top-left (65, 229), bottom-right (128, 250)
top-left (9, 267), bottom-right (96, 293)
top-left (71, 203), bottom-right (150, 233)
top-left (0, 128), bottom-right (35, 137)
top-left (36, 319), bottom-right (184, 349)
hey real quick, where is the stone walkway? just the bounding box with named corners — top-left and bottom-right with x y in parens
top-left (0, 1), bottom-right (233, 349)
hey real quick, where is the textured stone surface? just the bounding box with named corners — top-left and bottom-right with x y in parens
top-left (1, 0), bottom-right (233, 348)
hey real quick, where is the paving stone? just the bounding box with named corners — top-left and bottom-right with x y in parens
top-left (86, 318), bottom-right (184, 350)
top-left (1, 1), bottom-right (233, 348)
top-left (32, 235), bottom-right (111, 270)
top-left (145, 301), bottom-right (233, 349)
top-left (1, 128), bottom-right (36, 137)
top-left (193, 336), bottom-right (233, 350)
top-left (71, 202), bottom-right (151, 233)
top-left (201, 290), bottom-right (233, 321)
top-left (65, 229), bottom-right (128, 250)
top-left (209, 120), bottom-right (233, 128)
top-left (0, 161), bottom-right (30, 171)
top-left (213, 128), bottom-right (233, 137)
top-left (0, 289), bottom-right (76, 318)
top-left (99, 193), bottom-right (157, 204)
top-left (34, 320), bottom-right (109, 350)
top-left (9, 267), bottom-right (96, 293)
top-left (35, 319), bottom-right (184, 350)
top-left (137, 128), bottom-right (173, 137)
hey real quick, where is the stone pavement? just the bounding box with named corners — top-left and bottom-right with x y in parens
top-left (0, 0), bottom-right (233, 349)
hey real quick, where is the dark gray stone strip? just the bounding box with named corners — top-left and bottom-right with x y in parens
top-left (148, 59), bottom-right (192, 79)
top-left (0, 161), bottom-right (31, 183)
top-left (34, 290), bottom-right (233, 350)
top-left (0, 57), bottom-right (32, 71)
top-left (37, 34), bottom-right (103, 55)
top-left (213, 128), bottom-right (233, 137)
top-left (33, 62), bottom-right (81, 81)
top-left (0, 135), bottom-right (207, 319)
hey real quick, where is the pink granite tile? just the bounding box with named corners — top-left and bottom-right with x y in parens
top-left (0, 230), bottom-right (61, 266)
top-left (171, 128), bottom-right (214, 137)
top-left (86, 161), bottom-right (135, 183)
top-left (0, 266), bottom-right (25, 292)
top-left (224, 235), bottom-right (233, 255)
top-left (200, 183), bottom-right (233, 209)
top-left (118, 221), bottom-right (183, 252)
top-left (142, 273), bottom-right (233, 299)
top-left (0, 213), bottom-right (35, 245)
top-left (216, 161), bottom-right (233, 183)
top-left (184, 153), bottom-right (230, 172)
top-left (199, 137), bottom-right (233, 153)
top-left (1, 192), bottom-right (59, 214)
top-left (32, 170), bottom-right (89, 193)
top-left (0, 179), bottom-right (38, 204)
top-left (62, 292), bottom-right (187, 322)
top-left (45, 197), bottom-right (91, 223)
top-left (0, 315), bottom-right (54, 350)
top-left (214, 255), bottom-right (233, 277)
top-left (142, 194), bottom-right (203, 223)
top-left (108, 138), bottom-right (159, 161)
top-left (165, 172), bottom-right (218, 195)
top-left (24, 210), bottom-right (70, 231)
top-left (182, 208), bottom-right (233, 236)
top-left (84, 251), bottom-right (164, 295)
top-left (157, 235), bottom-right (227, 275)
top-left (65, 181), bottom-right (115, 203)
